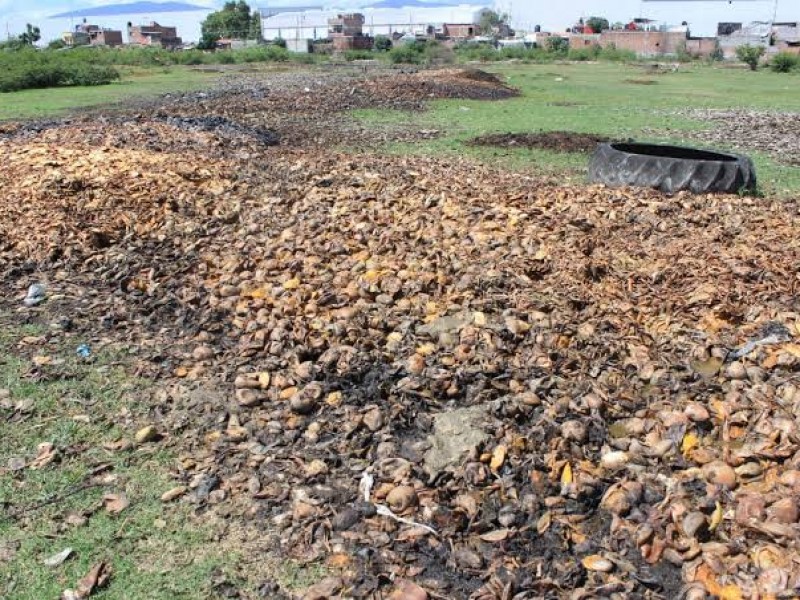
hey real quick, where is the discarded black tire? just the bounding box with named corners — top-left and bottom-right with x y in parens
top-left (588, 142), bottom-right (757, 194)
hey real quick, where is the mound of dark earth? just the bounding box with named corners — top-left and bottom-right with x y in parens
top-left (469, 131), bottom-right (610, 153)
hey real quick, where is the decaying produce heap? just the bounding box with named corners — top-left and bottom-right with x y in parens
top-left (2, 68), bottom-right (800, 600)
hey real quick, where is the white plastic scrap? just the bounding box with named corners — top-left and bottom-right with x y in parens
top-left (375, 504), bottom-right (438, 536)
top-left (359, 471), bottom-right (374, 503)
top-left (358, 470), bottom-right (437, 536)
top-left (728, 322), bottom-right (791, 360)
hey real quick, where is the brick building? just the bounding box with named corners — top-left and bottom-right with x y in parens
top-left (328, 13), bottom-right (374, 52)
top-left (442, 23), bottom-right (477, 39)
top-left (127, 21), bottom-right (182, 49)
top-left (569, 29), bottom-right (717, 58)
top-left (63, 22), bottom-right (123, 47)
top-left (604, 30), bottom-right (686, 57)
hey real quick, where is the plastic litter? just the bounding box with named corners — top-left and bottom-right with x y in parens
top-left (728, 322), bottom-right (791, 360)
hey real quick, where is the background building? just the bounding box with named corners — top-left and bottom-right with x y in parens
top-left (261, 4), bottom-right (491, 43)
top-left (127, 21), bottom-right (183, 49)
top-left (62, 21), bottom-right (124, 47)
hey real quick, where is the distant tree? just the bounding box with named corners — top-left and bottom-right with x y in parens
top-left (249, 9), bottom-right (262, 40)
top-left (675, 41), bottom-right (694, 62)
top-left (48, 39), bottom-right (67, 50)
top-left (546, 36), bottom-right (569, 54)
top-left (18, 23), bottom-right (41, 45)
top-left (197, 33), bottom-right (219, 50)
top-left (585, 17), bottom-right (609, 33)
top-left (201, 1), bottom-right (259, 45)
top-left (273, 37), bottom-right (287, 49)
top-left (709, 40), bottom-right (724, 62)
top-left (374, 35), bottom-right (392, 52)
top-left (736, 44), bottom-right (765, 71)
top-left (478, 10), bottom-right (509, 36)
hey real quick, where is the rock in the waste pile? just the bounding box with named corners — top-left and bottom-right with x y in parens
top-left (386, 485), bottom-right (417, 512)
top-left (23, 283), bottom-right (46, 307)
top-left (454, 548), bottom-right (484, 569)
top-left (135, 425), bottom-right (158, 444)
top-left (725, 362), bottom-right (747, 380)
top-left (332, 507), bottom-right (361, 531)
top-left (302, 576), bottom-right (343, 600)
top-left (236, 388), bottom-right (263, 407)
top-left (682, 511), bottom-right (707, 538)
top-left (424, 406), bottom-right (489, 476)
top-left (560, 420), bottom-right (587, 443)
top-left (192, 345), bottom-right (214, 361)
top-left (387, 580), bottom-right (428, 600)
top-left (702, 461), bottom-right (737, 488)
top-left (290, 383), bottom-right (322, 415)
top-left (767, 497), bottom-right (799, 524)
top-left (362, 407), bottom-right (384, 432)
top-left (417, 313), bottom-right (470, 338)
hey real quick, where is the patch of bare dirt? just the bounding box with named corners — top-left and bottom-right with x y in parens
top-left (469, 131), bottom-right (609, 153)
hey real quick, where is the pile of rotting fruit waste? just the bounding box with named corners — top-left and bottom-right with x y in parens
top-left (2, 67), bottom-right (800, 600)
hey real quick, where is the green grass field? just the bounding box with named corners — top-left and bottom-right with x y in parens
top-left (0, 318), bottom-right (238, 599)
top-left (0, 67), bottom-right (217, 121)
top-left (353, 62), bottom-right (800, 196)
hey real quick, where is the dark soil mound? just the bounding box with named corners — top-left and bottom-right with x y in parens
top-left (469, 131), bottom-right (610, 153)
top-left (454, 68), bottom-right (506, 84)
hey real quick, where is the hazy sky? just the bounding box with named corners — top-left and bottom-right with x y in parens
top-left (0, 0), bottom-right (794, 41)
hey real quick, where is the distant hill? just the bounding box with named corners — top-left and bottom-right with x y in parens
top-left (367, 0), bottom-right (469, 7)
top-left (51, 2), bottom-right (210, 18)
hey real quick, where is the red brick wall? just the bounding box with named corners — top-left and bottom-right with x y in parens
top-left (444, 24), bottom-right (477, 39)
top-left (97, 30), bottom-right (123, 47)
top-left (598, 30), bottom-right (686, 57)
top-left (332, 36), bottom-right (373, 51)
top-left (777, 42), bottom-right (800, 55)
top-left (685, 37), bottom-right (718, 57)
top-left (568, 34), bottom-right (600, 48)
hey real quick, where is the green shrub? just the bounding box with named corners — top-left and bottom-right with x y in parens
top-left (374, 35), bottom-right (392, 52)
top-left (388, 43), bottom-right (424, 64)
top-left (546, 36), bottom-right (569, 54)
top-left (344, 49), bottom-right (374, 61)
top-left (216, 51), bottom-right (236, 64)
top-left (290, 53), bottom-right (316, 64)
top-left (771, 52), bottom-right (799, 73)
top-left (425, 42), bottom-right (455, 65)
top-left (675, 41), bottom-right (694, 63)
top-left (568, 48), bottom-right (594, 61)
top-left (0, 48), bottom-right (120, 92)
top-left (500, 45), bottom-right (552, 62)
top-left (736, 44), bottom-right (765, 71)
top-left (455, 43), bottom-right (499, 62)
top-left (177, 50), bottom-right (207, 65)
top-left (708, 41), bottom-right (724, 62)
top-left (597, 44), bottom-right (636, 62)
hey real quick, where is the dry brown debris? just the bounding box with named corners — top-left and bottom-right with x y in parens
top-left (468, 131), bottom-right (610, 153)
top-left (2, 67), bottom-right (800, 600)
